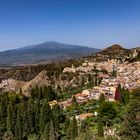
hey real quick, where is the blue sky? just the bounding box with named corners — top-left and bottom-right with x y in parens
top-left (0, 0), bottom-right (140, 51)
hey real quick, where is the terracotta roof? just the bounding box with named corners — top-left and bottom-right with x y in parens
top-left (77, 113), bottom-right (94, 120)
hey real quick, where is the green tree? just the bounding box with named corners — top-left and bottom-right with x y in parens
top-left (6, 105), bottom-right (12, 132)
top-left (45, 86), bottom-right (56, 101)
top-left (98, 93), bottom-right (105, 105)
top-left (41, 122), bottom-right (50, 140)
top-left (0, 98), bottom-right (7, 138)
top-left (39, 87), bottom-right (43, 99)
top-left (121, 98), bottom-right (140, 140)
top-left (15, 105), bottom-right (22, 140)
top-left (39, 100), bottom-right (51, 132)
top-left (27, 100), bottom-right (35, 133)
top-left (80, 76), bottom-right (85, 88)
top-left (97, 116), bottom-right (104, 137)
top-left (72, 96), bottom-right (78, 106)
top-left (121, 89), bottom-right (130, 105)
top-left (71, 116), bottom-right (78, 139)
top-left (21, 102), bottom-right (29, 139)
top-left (52, 105), bottom-right (64, 130)
top-left (99, 101), bottom-right (117, 127)
top-left (64, 117), bottom-right (70, 133)
top-left (49, 120), bottom-right (56, 140)
top-left (112, 70), bottom-right (117, 78)
top-left (34, 99), bottom-right (40, 133)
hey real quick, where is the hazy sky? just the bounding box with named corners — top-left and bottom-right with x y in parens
top-left (0, 0), bottom-right (140, 51)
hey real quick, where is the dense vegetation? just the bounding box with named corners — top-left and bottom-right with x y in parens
top-left (0, 85), bottom-right (139, 140)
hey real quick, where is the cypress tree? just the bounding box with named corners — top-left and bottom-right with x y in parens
top-left (15, 106), bottom-right (22, 140)
top-left (39, 87), bottom-right (43, 99)
top-left (46, 86), bottom-right (56, 101)
top-left (42, 122), bottom-right (50, 140)
top-left (97, 116), bottom-right (104, 137)
top-left (64, 117), bottom-right (70, 133)
top-left (34, 99), bottom-right (40, 133)
top-left (35, 85), bottom-right (39, 98)
top-left (121, 89), bottom-right (130, 105)
top-left (71, 116), bottom-right (78, 139)
top-left (43, 85), bottom-right (49, 100)
top-left (21, 102), bottom-right (29, 139)
top-left (52, 105), bottom-right (65, 132)
top-left (72, 96), bottom-right (77, 106)
top-left (31, 88), bottom-right (36, 99)
top-left (39, 100), bottom-right (51, 132)
top-left (0, 98), bottom-right (7, 138)
top-left (6, 105), bottom-right (12, 132)
top-left (27, 100), bottom-right (35, 133)
top-left (80, 76), bottom-right (85, 88)
top-left (99, 93), bottom-right (105, 105)
top-left (49, 120), bottom-right (55, 140)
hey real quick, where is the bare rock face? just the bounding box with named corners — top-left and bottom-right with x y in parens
top-left (0, 79), bottom-right (25, 92)
top-left (131, 48), bottom-right (140, 58)
top-left (22, 71), bottom-right (49, 96)
top-left (0, 70), bottom-right (50, 96)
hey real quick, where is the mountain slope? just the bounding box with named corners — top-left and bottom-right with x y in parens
top-left (0, 41), bottom-right (100, 65)
top-left (99, 44), bottom-right (128, 55)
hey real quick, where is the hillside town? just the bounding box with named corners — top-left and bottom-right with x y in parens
top-left (60, 60), bottom-right (140, 110)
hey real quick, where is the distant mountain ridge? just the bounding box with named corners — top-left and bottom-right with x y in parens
top-left (0, 41), bottom-right (100, 66)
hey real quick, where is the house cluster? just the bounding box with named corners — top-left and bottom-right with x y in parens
top-left (60, 60), bottom-right (140, 110)
top-left (63, 59), bottom-right (118, 73)
top-left (117, 62), bottom-right (140, 90)
top-left (59, 90), bottom-right (92, 110)
top-left (63, 63), bottom-right (94, 73)
top-left (59, 81), bottom-right (117, 110)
